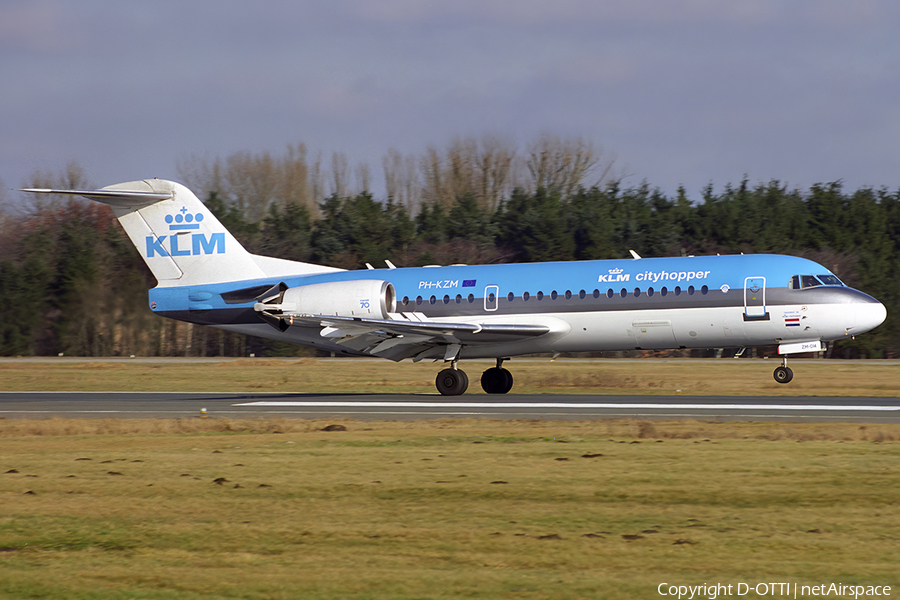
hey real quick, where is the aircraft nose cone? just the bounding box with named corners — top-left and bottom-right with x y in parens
top-left (852, 301), bottom-right (887, 334)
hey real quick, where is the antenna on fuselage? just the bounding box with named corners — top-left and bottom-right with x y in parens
top-left (629, 249), bottom-right (642, 260)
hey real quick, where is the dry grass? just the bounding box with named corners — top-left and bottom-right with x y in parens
top-left (1, 418), bottom-right (899, 599)
top-left (0, 358), bottom-right (897, 598)
top-left (0, 357), bottom-right (897, 396)
top-left (1, 416), bottom-right (899, 442)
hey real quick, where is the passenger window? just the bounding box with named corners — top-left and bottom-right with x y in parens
top-left (467, 294), bottom-right (475, 303)
top-left (551, 291), bottom-right (558, 300)
top-left (523, 291), bottom-right (530, 301)
top-left (579, 290), bottom-right (586, 300)
top-left (507, 292), bottom-right (514, 302)
top-left (416, 296), bottom-right (423, 305)
top-left (443, 295), bottom-right (450, 304)
top-left (661, 287), bottom-right (668, 297)
top-left (674, 286), bottom-right (681, 296)
top-left (633, 288), bottom-right (641, 297)
top-left (606, 289), bottom-right (614, 299)
top-left (688, 286), bottom-right (695, 295)
top-left (430, 295), bottom-right (436, 304)
top-left (593, 289), bottom-right (600, 298)
top-left (455, 294), bottom-right (462, 303)
top-left (647, 287), bottom-right (654, 297)
top-left (565, 290), bottom-right (572, 300)
top-left (701, 285), bottom-right (708, 295)
top-left (402, 296), bottom-right (409, 306)
top-left (537, 291), bottom-right (544, 300)
top-left (620, 288), bottom-right (627, 298)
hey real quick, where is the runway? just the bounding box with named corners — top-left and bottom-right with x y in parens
top-left (1, 392), bottom-right (899, 422)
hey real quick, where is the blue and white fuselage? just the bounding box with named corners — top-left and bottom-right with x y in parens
top-left (149, 253), bottom-right (885, 362)
top-left (23, 179), bottom-right (886, 394)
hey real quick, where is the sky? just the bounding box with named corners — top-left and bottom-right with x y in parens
top-left (3, 0), bottom-right (900, 203)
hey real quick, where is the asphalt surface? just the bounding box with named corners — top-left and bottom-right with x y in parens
top-left (1, 392), bottom-right (899, 422)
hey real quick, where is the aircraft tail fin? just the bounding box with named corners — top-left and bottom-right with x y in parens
top-left (21, 179), bottom-right (337, 286)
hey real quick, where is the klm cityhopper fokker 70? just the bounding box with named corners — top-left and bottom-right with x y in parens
top-left (23, 179), bottom-right (887, 395)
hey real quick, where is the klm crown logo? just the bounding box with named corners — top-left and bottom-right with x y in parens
top-left (165, 207), bottom-right (204, 230)
top-left (146, 207), bottom-right (224, 258)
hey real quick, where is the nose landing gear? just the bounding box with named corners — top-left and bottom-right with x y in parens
top-left (773, 356), bottom-right (794, 384)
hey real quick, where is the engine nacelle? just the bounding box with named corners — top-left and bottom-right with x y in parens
top-left (272, 279), bottom-right (396, 319)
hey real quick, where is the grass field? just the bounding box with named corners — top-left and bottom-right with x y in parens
top-left (0, 359), bottom-right (898, 599)
top-left (0, 356), bottom-right (898, 396)
top-left (1, 418), bottom-right (900, 599)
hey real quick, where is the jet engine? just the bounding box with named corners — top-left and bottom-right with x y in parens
top-left (254, 279), bottom-right (396, 331)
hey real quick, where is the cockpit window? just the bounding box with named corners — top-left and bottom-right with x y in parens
top-left (801, 275), bottom-right (822, 288)
top-left (817, 274), bottom-right (843, 286)
top-left (790, 274), bottom-right (844, 290)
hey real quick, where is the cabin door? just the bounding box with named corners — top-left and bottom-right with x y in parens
top-left (743, 276), bottom-right (768, 320)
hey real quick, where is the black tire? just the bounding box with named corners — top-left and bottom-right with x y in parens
top-left (481, 367), bottom-right (514, 394)
top-left (497, 368), bottom-right (513, 394)
top-left (436, 368), bottom-right (468, 395)
top-left (773, 366), bottom-right (794, 384)
top-left (481, 368), bottom-right (500, 393)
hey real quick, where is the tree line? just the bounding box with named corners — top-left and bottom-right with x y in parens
top-left (1, 151), bottom-right (897, 359)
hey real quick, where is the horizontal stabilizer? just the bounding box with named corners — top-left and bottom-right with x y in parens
top-left (20, 187), bottom-right (174, 206)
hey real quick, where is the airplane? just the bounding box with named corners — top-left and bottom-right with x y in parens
top-left (22, 179), bottom-right (887, 395)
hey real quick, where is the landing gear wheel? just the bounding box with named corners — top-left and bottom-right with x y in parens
top-left (481, 367), bottom-right (514, 394)
top-left (773, 366), bottom-right (794, 384)
top-left (436, 368), bottom-right (468, 396)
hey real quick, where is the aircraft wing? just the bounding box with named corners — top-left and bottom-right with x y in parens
top-left (269, 312), bottom-right (551, 361)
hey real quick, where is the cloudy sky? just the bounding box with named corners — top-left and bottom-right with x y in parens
top-left (3, 0), bottom-right (899, 202)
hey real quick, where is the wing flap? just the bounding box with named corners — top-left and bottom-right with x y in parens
top-left (261, 311), bottom-right (552, 360)
top-left (284, 314), bottom-right (550, 344)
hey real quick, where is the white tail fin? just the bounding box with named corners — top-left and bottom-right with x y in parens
top-left (21, 179), bottom-right (339, 286)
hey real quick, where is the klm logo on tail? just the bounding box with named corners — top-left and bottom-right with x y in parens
top-left (146, 208), bottom-right (225, 257)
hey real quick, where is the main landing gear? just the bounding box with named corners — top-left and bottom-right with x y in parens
top-left (773, 356), bottom-right (794, 384)
top-left (435, 358), bottom-right (514, 396)
top-left (435, 366), bottom-right (468, 396)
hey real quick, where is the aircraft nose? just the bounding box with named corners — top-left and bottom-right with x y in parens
top-left (850, 300), bottom-right (887, 335)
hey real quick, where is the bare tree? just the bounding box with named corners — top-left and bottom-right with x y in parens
top-left (525, 133), bottom-right (613, 196)
top-left (177, 145), bottom-right (316, 217)
top-left (355, 161), bottom-right (372, 193)
top-left (279, 143), bottom-right (311, 208)
top-left (329, 151), bottom-right (350, 198)
top-left (383, 148), bottom-right (422, 210)
top-left (420, 146), bottom-right (447, 207)
top-left (309, 151), bottom-right (325, 204)
top-left (475, 135), bottom-right (515, 211)
top-left (417, 135), bottom-right (517, 211)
